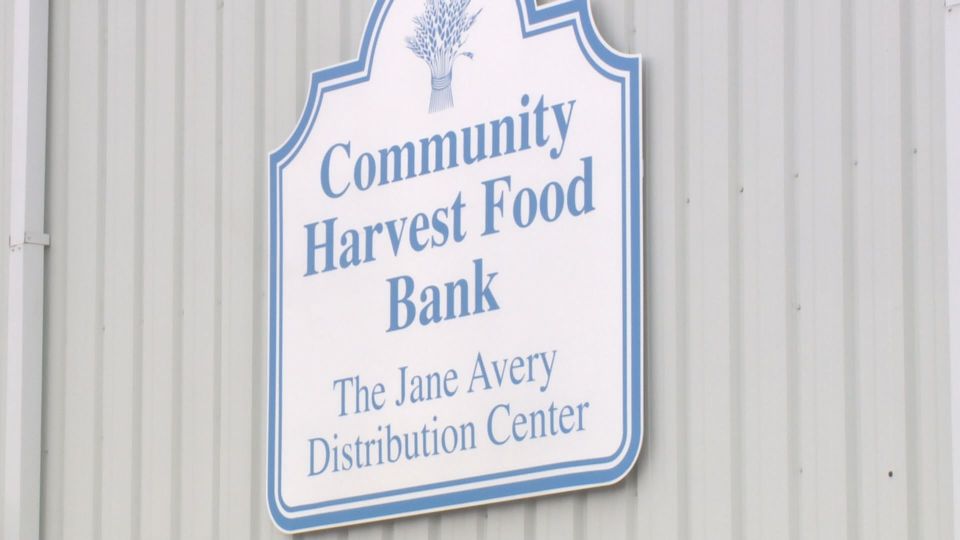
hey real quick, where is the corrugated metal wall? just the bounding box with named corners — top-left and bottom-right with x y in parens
top-left (1, 0), bottom-right (15, 536)
top-left (0, 0), bottom-right (951, 538)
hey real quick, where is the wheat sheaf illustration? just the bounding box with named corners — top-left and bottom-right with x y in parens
top-left (405, 0), bottom-right (482, 113)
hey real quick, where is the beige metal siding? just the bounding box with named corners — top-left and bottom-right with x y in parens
top-left (22, 0), bottom-right (953, 538)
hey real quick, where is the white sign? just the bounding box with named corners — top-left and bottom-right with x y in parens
top-left (267, 0), bottom-right (643, 532)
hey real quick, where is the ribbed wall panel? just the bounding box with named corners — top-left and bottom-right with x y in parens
top-left (0, 0), bottom-right (13, 536)
top-left (5, 0), bottom-right (949, 538)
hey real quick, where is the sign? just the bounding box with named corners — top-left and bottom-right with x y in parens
top-left (267, 0), bottom-right (643, 532)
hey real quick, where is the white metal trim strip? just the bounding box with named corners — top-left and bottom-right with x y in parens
top-left (3, 0), bottom-right (49, 539)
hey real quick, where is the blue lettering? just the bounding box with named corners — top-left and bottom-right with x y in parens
top-left (387, 275), bottom-right (416, 332)
top-left (487, 403), bottom-right (510, 446)
top-left (481, 176), bottom-right (511, 236)
top-left (320, 142), bottom-right (351, 198)
top-left (353, 152), bottom-right (377, 191)
top-left (304, 218), bottom-right (337, 276)
top-left (308, 437), bottom-right (329, 476)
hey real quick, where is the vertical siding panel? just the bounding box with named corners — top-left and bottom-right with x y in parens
top-left (683, 0), bottom-right (737, 537)
top-left (342, 522), bottom-right (390, 540)
top-left (304, 527), bottom-right (349, 540)
top-left (850, 0), bottom-right (877, 536)
top-left (905, 0), bottom-right (924, 537)
top-left (266, 0), bottom-right (298, 138)
top-left (898, 1), bottom-right (920, 538)
top-left (219, 0), bottom-right (256, 537)
top-left (213, 0), bottom-right (224, 535)
top-left (61, 0), bottom-right (102, 538)
top-left (305, 1), bottom-right (343, 92)
top-left (694, 0), bottom-right (737, 536)
top-left (343, 0), bottom-right (376, 60)
top-left (392, 516), bottom-right (434, 540)
top-left (255, 0), bottom-right (272, 536)
top-left (100, 0), bottom-right (140, 538)
top-left (681, 0), bottom-right (703, 535)
top-left (262, 3), bottom-right (296, 540)
top-left (180, 0), bottom-right (219, 537)
top-left (140, 0), bottom-right (179, 536)
top-left (305, 0), bottom-right (342, 68)
top-left (440, 508), bottom-right (484, 540)
top-left (251, 0), bottom-right (270, 532)
top-left (40, 0), bottom-right (70, 536)
top-left (535, 495), bottom-right (582, 540)
top-left (0, 0), bottom-right (12, 532)
top-left (344, 523), bottom-right (390, 540)
top-left (728, 4), bottom-right (744, 538)
top-left (851, 0), bottom-right (914, 536)
top-left (0, 0), bottom-right (11, 368)
top-left (631, 0), bottom-right (684, 538)
top-left (926, 3), bottom-right (953, 539)
top-left (784, 2), bottom-right (801, 538)
top-left (294, 0), bottom-right (306, 110)
top-left (869, 0), bottom-right (910, 538)
top-left (253, 0), bottom-right (280, 528)
top-left (840, 2), bottom-right (861, 537)
top-left (929, 2), bottom-right (953, 536)
top-left (794, 0), bottom-right (850, 537)
top-left (906, 1), bottom-right (945, 538)
top-left (738, 4), bottom-right (755, 537)
top-left (592, 0), bottom-right (632, 53)
top-left (793, 0), bottom-right (815, 536)
top-left (811, 0), bottom-right (849, 535)
top-left (740, 0), bottom-right (793, 538)
top-left (485, 501), bottom-right (533, 540)
top-left (585, 482), bottom-right (631, 540)
top-left (787, 2), bottom-right (822, 538)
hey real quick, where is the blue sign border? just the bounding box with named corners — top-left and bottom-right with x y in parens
top-left (267, 0), bottom-right (643, 532)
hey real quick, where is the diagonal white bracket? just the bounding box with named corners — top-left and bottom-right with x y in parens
top-left (8, 232), bottom-right (50, 249)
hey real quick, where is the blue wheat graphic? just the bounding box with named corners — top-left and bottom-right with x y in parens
top-left (405, 0), bottom-right (482, 113)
